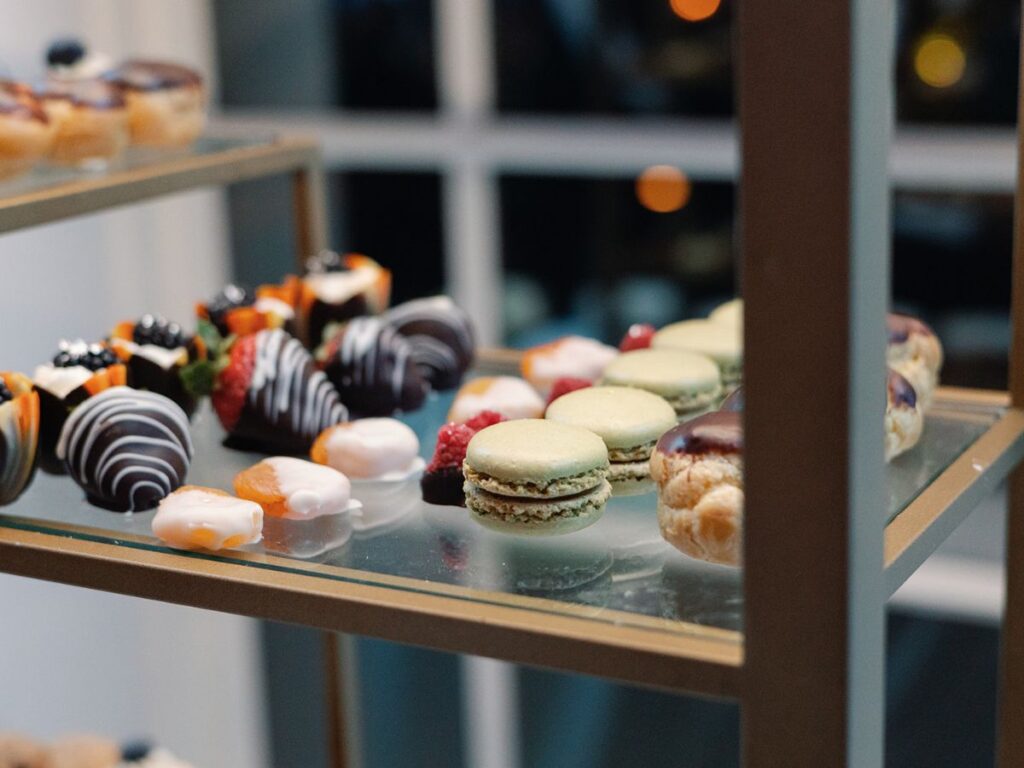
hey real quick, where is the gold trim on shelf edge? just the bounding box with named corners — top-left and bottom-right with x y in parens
top-left (0, 526), bottom-right (742, 698)
top-left (0, 136), bottom-right (320, 234)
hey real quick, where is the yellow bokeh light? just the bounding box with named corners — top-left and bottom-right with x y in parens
top-left (636, 165), bottom-right (692, 213)
top-left (670, 0), bottom-right (721, 22)
top-left (914, 34), bottom-right (966, 89)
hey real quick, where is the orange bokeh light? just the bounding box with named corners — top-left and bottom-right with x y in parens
top-left (636, 165), bottom-right (692, 213)
top-left (670, 0), bottom-right (721, 22)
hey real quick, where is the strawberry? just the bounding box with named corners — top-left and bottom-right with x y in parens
top-left (211, 334), bottom-right (256, 431)
top-left (619, 323), bottom-right (656, 352)
top-left (546, 377), bottom-right (592, 406)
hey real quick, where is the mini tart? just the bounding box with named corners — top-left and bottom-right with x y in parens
top-left (33, 351), bottom-right (127, 474)
top-left (109, 318), bottom-right (207, 417)
top-left (311, 418), bottom-right (422, 481)
top-left (235, 456), bottom-right (357, 520)
top-left (196, 284), bottom-right (296, 338)
top-left (105, 60), bottom-right (206, 146)
top-left (599, 348), bottom-right (721, 416)
top-left (35, 78), bottom-right (128, 165)
top-left (152, 486), bottom-right (262, 551)
top-left (0, 83), bottom-right (53, 180)
top-left (652, 319), bottom-right (743, 385)
top-left (545, 386), bottom-right (677, 490)
top-left (651, 411), bottom-right (744, 566)
top-left (448, 376), bottom-right (545, 423)
top-left (0, 373), bottom-right (40, 506)
top-left (298, 253), bottom-right (392, 348)
top-left (463, 419), bottom-right (611, 534)
top-left (520, 336), bottom-right (619, 395)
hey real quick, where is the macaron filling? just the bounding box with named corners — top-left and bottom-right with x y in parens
top-left (462, 464), bottom-right (605, 499)
top-left (465, 479), bottom-right (612, 526)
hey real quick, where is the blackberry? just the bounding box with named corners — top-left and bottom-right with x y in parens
top-left (133, 314), bottom-right (186, 349)
top-left (120, 740), bottom-right (153, 762)
top-left (206, 283), bottom-right (254, 328)
top-left (0, 379), bottom-right (13, 406)
top-left (305, 250), bottom-right (347, 275)
top-left (47, 38), bottom-right (86, 67)
top-left (52, 340), bottom-right (117, 371)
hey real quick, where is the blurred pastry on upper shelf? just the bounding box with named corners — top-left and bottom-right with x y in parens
top-left (35, 78), bottom-right (129, 167)
top-left (0, 81), bottom-right (53, 181)
top-left (105, 59), bottom-right (206, 147)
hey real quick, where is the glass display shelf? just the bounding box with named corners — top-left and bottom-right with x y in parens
top-left (0, 360), bottom-right (1020, 697)
top-left (0, 134), bottom-right (320, 235)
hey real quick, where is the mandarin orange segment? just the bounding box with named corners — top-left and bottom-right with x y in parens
top-left (310, 427), bottom-right (337, 466)
top-left (189, 528), bottom-right (217, 548)
top-left (196, 302), bottom-right (211, 321)
top-left (111, 321), bottom-right (135, 341)
top-left (234, 462), bottom-right (289, 518)
top-left (226, 307), bottom-right (268, 337)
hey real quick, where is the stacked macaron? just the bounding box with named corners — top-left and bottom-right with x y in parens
top-left (600, 348), bottom-right (721, 417)
top-left (463, 419), bottom-right (612, 534)
top-left (545, 386), bottom-right (677, 493)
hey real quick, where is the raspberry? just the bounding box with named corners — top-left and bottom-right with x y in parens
top-left (211, 335), bottom-right (256, 431)
top-left (619, 323), bottom-right (655, 352)
top-left (463, 410), bottom-right (504, 432)
top-left (426, 422), bottom-right (475, 471)
top-left (546, 377), bottom-right (592, 406)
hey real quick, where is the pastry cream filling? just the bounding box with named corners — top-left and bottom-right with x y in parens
top-left (463, 465), bottom-right (606, 498)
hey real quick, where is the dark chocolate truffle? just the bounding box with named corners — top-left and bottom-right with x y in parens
top-left (320, 317), bottom-right (428, 416)
top-left (383, 296), bottom-right (475, 390)
top-left (56, 386), bottom-right (193, 512)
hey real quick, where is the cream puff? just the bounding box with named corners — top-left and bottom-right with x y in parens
top-left (36, 78), bottom-right (128, 166)
top-left (885, 368), bottom-right (924, 462)
top-left (105, 60), bottom-right (205, 147)
top-left (887, 312), bottom-right (943, 409)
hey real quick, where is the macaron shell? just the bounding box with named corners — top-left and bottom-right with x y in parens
top-left (544, 385), bottom-right (677, 450)
top-left (465, 419), bottom-right (608, 483)
top-left (709, 299), bottom-right (743, 328)
top-left (600, 349), bottom-right (720, 398)
top-left (465, 479), bottom-right (611, 535)
top-left (652, 320), bottom-right (742, 366)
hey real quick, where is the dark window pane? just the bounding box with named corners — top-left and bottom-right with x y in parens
top-left (215, 0), bottom-right (437, 111)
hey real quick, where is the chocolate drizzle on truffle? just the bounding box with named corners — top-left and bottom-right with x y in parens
top-left (57, 387), bottom-right (193, 512)
top-left (887, 313), bottom-right (935, 345)
top-left (383, 296), bottom-right (475, 390)
top-left (887, 368), bottom-right (917, 410)
top-left (657, 411), bottom-right (743, 456)
top-left (321, 317), bottom-right (428, 416)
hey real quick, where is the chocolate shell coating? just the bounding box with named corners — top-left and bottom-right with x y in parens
top-left (322, 317), bottom-right (428, 416)
top-left (421, 465), bottom-right (467, 507)
top-left (383, 296), bottom-right (475, 390)
top-left (57, 387), bottom-right (193, 512)
top-left (228, 329), bottom-right (348, 453)
top-left (656, 411), bottom-right (743, 456)
top-left (0, 375), bottom-right (39, 506)
top-left (125, 354), bottom-right (197, 419)
top-left (308, 294), bottom-right (369, 351)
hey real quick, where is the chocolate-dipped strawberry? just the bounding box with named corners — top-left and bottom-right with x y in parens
top-left (196, 282), bottom-right (296, 339)
top-left (0, 372), bottom-right (40, 505)
top-left (318, 316), bottom-right (428, 416)
top-left (186, 326), bottom-right (348, 453)
top-left (296, 252), bottom-right (391, 348)
top-left (383, 296), bottom-right (475, 390)
top-left (57, 387), bottom-right (193, 512)
top-left (33, 340), bottom-right (127, 473)
top-left (109, 314), bottom-right (207, 417)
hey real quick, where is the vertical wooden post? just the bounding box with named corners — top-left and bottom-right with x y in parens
top-left (293, 160), bottom-right (329, 265)
top-left (322, 631), bottom-right (349, 768)
top-left (996, 13), bottom-right (1024, 765)
top-left (739, 1), bottom-right (891, 765)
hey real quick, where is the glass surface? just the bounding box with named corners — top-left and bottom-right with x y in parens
top-left (0, 380), bottom-right (997, 637)
top-left (0, 136), bottom-right (275, 198)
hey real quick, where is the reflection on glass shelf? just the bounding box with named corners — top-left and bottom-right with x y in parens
top-left (0, 381), bottom-right (998, 637)
top-left (0, 136), bottom-right (276, 197)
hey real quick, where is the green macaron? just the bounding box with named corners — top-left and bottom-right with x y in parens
top-left (652, 319), bottom-right (743, 385)
top-left (599, 349), bottom-right (722, 416)
top-left (463, 419), bottom-right (611, 535)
